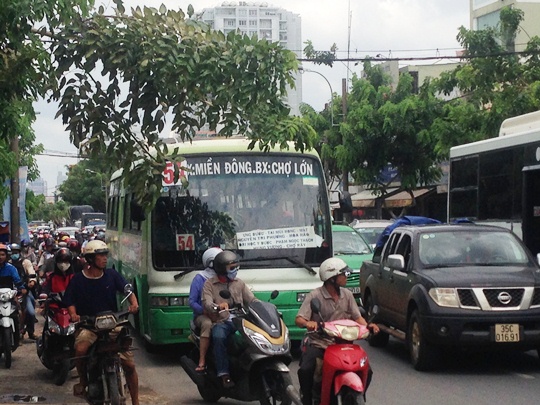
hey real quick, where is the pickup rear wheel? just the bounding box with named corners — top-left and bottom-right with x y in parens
top-left (407, 310), bottom-right (438, 371)
top-left (364, 295), bottom-right (389, 348)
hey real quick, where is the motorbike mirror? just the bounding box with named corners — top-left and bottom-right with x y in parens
top-left (219, 290), bottom-right (231, 299)
top-left (270, 290), bottom-right (279, 300)
top-left (310, 298), bottom-right (321, 315)
top-left (121, 284), bottom-right (134, 304)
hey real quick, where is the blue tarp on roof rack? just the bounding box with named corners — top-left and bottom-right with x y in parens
top-left (375, 216), bottom-right (441, 251)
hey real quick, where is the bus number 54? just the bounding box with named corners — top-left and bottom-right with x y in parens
top-left (177, 234), bottom-right (195, 251)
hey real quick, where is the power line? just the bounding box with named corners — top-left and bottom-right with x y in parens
top-left (298, 49), bottom-right (540, 64)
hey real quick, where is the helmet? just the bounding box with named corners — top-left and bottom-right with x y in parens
top-left (44, 237), bottom-right (55, 247)
top-left (84, 240), bottom-right (109, 256)
top-left (95, 231), bottom-right (106, 242)
top-left (202, 247), bottom-right (223, 269)
top-left (0, 243), bottom-right (9, 254)
top-left (54, 247), bottom-right (72, 263)
top-left (20, 239), bottom-right (30, 248)
top-left (319, 257), bottom-right (351, 282)
top-left (213, 250), bottom-right (239, 275)
top-left (60, 235), bottom-right (70, 242)
top-left (10, 243), bottom-right (21, 253)
top-left (67, 239), bottom-right (81, 254)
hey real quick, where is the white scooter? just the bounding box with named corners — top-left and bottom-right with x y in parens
top-left (0, 276), bottom-right (20, 369)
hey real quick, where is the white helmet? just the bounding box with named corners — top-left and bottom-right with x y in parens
top-left (319, 257), bottom-right (351, 282)
top-left (202, 247), bottom-right (223, 269)
top-left (83, 240), bottom-right (109, 256)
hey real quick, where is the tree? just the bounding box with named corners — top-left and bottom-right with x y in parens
top-left (25, 189), bottom-right (46, 221)
top-left (2, 1), bottom-right (317, 213)
top-left (434, 6), bottom-right (540, 154)
top-left (0, 0), bottom-right (89, 202)
top-left (58, 160), bottom-right (107, 212)
top-left (303, 62), bottom-right (444, 217)
top-left (31, 200), bottom-right (68, 227)
top-left (49, 2), bottom-right (316, 210)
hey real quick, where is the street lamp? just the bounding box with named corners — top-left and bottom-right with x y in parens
top-left (299, 66), bottom-right (336, 126)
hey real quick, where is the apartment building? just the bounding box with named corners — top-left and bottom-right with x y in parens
top-left (471, 0), bottom-right (540, 51)
top-left (197, 2), bottom-right (302, 115)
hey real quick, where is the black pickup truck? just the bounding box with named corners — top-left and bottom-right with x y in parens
top-left (360, 223), bottom-right (540, 370)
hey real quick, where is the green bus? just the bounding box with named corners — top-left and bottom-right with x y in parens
top-left (106, 138), bottom-right (333, 348)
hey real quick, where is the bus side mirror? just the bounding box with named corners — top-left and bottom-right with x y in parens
top-left (130, 200), bottom-right (146, 222)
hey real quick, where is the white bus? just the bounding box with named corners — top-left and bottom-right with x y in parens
top-left (448, 110), bottom-right (540, 256)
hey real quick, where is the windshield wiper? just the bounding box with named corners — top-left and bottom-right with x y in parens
top-left (173, 267), bottom-right (203, 280)
top-left (241, 256), bottom-right (317, 275)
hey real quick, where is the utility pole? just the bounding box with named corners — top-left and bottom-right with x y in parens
top-left (10, 136), bottom-right (20, 242)
top-left (342, 78), bottom-right (349, 192)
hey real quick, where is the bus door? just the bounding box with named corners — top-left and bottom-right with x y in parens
top-left (522, 166), bottom-right (540, 257)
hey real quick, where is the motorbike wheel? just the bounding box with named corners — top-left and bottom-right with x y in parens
top-left (196, 384), bottom-right (221, 403)
top-left (259, 371), bottom-right (293, 405)
top-left (106, 370), bottom-right (123, 405)
top-left (337, 386), bottom-right (365, 405)
top-left (364, 294), bottom-right (389, 348)
top-left (53, 358), bottom-right (71, 386)
top-left (408, 310), bottom-right (438, 371)
top-left (3, 327), bottom-right (12, 369)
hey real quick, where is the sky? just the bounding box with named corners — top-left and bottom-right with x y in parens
top-left (33, 0), bottom-right (470, 195)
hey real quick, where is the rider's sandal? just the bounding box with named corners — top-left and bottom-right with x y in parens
top-left (195, 365), bottom-right (207, 375)
top-left (73, 383), bottom-right (87, 397)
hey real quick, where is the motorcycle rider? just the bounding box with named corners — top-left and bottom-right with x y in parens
top-left (202, 250), bottom-right (258, 388)
top-left (20, 238), bottom-right (38, 270)
top-left (0, 243), bottom-right (25, 347)
top-left (188, 247), bottom-right (222, 373)
top-left (10, 243), bottom-right (38, 340)
top-left (63, 240), bottom-right (140, 404)
top-left (295, 257), bottom-right (380, 405)
top-left (41, 248), bottom-right (75, 296)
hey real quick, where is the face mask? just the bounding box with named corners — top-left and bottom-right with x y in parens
top-left (226, 266), bottom-right (239, 280)
top-left (58, 262), bottom-right (70, 272)
top-left (11, 254), bottom-right (20, 261)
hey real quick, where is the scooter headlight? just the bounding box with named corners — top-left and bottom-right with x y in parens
top-left (95, 314), bottom-right (117, 330)
top-left (243, 325), bottom-right (289, 355)
top-left (0, 290), bottom-right (16, 302)
top-left (48, 317), bottom-right (61, 335)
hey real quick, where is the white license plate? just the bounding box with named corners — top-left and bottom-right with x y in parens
top-left (347, 286), bottom-right (362, 294)
top-left (494, 323), bottom-right (520, 342)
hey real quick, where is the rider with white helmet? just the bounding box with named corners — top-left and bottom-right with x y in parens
top-left (188, 247), bottom-right (223, 373)
top-left (295, 257), bottom-right (380, 405)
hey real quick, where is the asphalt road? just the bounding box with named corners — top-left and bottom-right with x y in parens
top-left (2, 319), bottom-right (540, 405)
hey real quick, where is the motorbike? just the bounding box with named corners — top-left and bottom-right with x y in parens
top-left (180, 290), bottom-right (302, 405)
top-left (77, 284), bottom-right (134, 405)
top-left (309, 298), bottom-right (373, 405)
top-left (0, 276), bottom-right (19, 369)
top-left (36, 292), bottom-right (76, 385)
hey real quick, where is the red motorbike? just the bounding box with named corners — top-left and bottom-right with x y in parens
top-left (310, 298), bottom-right (372, 405)
top-left (36, 292), bottom-right (76, 385)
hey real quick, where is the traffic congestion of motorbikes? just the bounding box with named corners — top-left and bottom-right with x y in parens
top-left (0, 226), bottom-right (378, 405)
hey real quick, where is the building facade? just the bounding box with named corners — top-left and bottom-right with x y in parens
top-left (197, 1), bottom-right (302, 115)
top-left (470, 0), bottom-right (540, 52)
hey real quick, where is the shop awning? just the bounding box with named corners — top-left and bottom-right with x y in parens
top-left (350, 188), bottom-right (433, 208)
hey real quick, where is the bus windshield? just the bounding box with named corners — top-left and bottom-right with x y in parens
top-left (152, 153), bottom-right (332, 270)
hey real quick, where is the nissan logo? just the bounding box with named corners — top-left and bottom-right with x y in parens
top-left (497, 292), bottom-right (512, 305)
